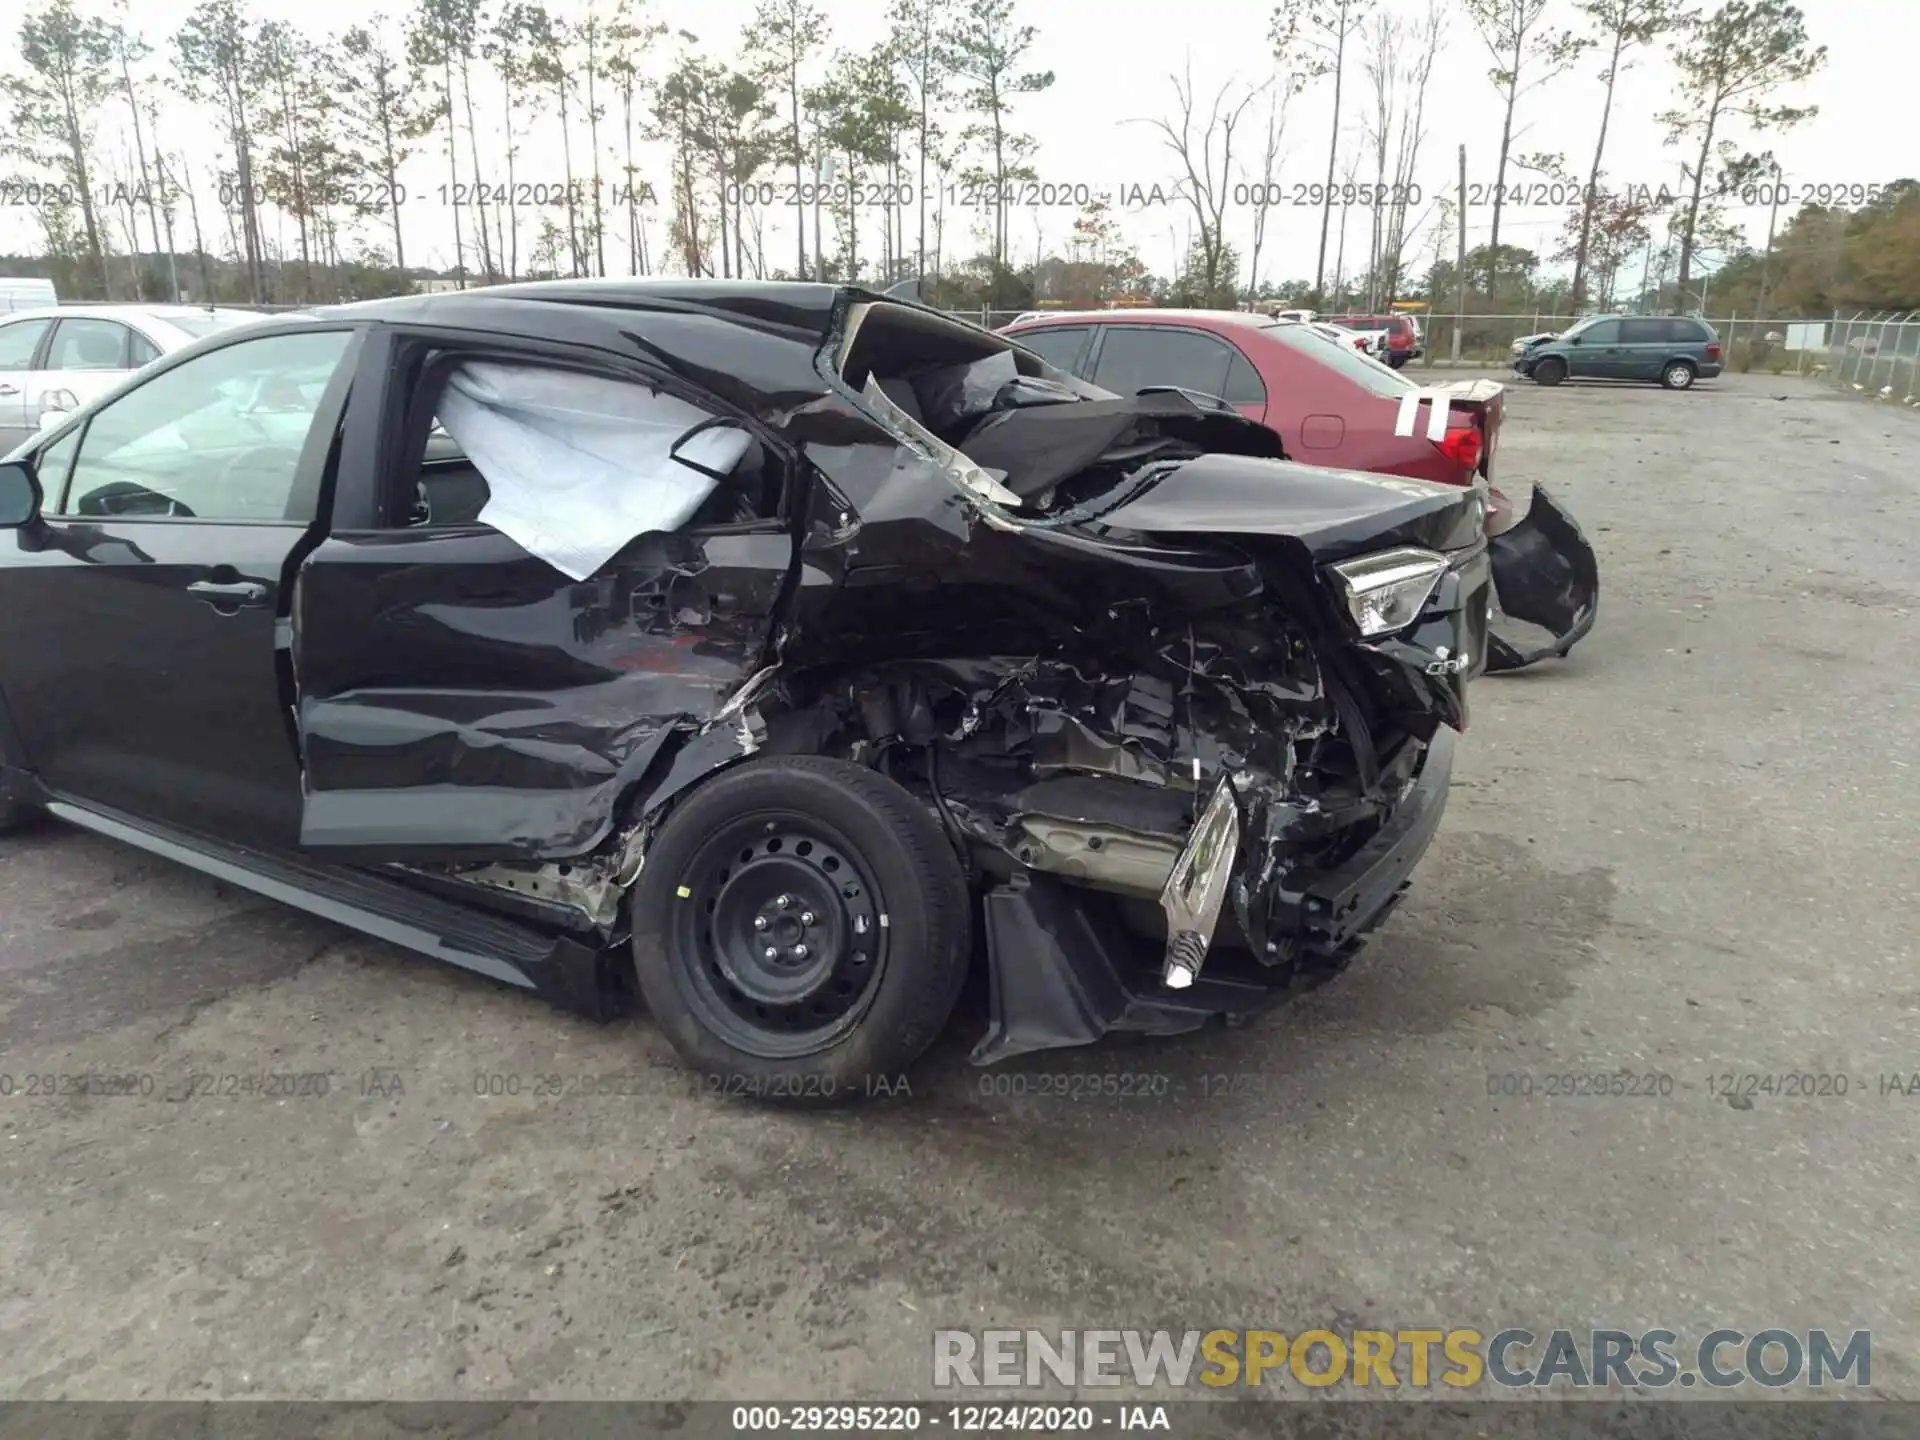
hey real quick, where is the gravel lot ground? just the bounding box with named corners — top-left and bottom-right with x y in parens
top-left (1, 371), bottom-right (1916, 1403)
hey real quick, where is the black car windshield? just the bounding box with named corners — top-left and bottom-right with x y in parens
top-left (1261, 320), bottom-right (1419, 398)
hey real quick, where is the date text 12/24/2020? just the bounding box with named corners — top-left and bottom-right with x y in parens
top-left (728, 1404), bottom-right (1176, 1431)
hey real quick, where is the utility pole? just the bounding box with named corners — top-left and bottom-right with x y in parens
top-left (1451, 144), bottom-right (1466, 363)
top-left (1755, 158), bottom-right (1783, 321)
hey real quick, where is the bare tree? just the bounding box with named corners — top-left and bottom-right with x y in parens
top-left (145, 100), bottom-right (184, 298)
top-left (1135, 59), bottom-right (1262, 308)
top-left (1568, 0), bottom-right (1686, 308)
top-left (1330, 148), bottom-right (1363, 303)
top-left (1272, 0), bottom-right (1370, 303)
top-left (162, 149), bottom-right (215, 299)
top-left (1461, 0), bottom-right (1590, 296)
top-left (1359, 0), bottom-right (1443, 309)
top-left (1242, 72), bottom-right (1305, 306)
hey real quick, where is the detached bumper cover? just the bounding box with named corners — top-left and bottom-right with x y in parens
top-left (1485, 483), bottom-right (1599, 671)
top-left (970, 728), bottom-right (1457, 1066)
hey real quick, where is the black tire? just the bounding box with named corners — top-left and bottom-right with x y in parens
top-left (1533, 357), bottom-right (1566, 387)
top-left (0, 769), bottom-right (33, 835)
top-left (1660, 359), bottom-right (1696, 390)
top-left (629, 755), bottom-right (970, 1105)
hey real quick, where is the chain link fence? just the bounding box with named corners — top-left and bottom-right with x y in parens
top-left (1810, 311), bottom-right (1920, 403)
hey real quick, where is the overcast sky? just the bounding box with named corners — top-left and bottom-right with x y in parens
top-left (0, 0), bottom-right (1898, 291)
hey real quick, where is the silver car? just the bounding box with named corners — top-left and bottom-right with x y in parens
top-left (0, 305), bottom-right (265, 452)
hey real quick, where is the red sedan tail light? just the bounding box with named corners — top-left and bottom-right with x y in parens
top-left (1435, 425), bottom-right (1482, 474)
top-left (1706, 341), bottom-right (1722, 359)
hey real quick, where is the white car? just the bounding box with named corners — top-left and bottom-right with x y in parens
top-left (0, 305), bottom-right (265, 453)
top-left (1311, 321), bottom-right (1383, 358)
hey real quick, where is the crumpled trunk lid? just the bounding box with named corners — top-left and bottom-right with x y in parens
top-left (1095, 451), bottom-right (1487, 561)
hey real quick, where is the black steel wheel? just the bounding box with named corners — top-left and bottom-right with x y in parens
top-left (1534, 357), bottom-right (1566, 386)
top-left (669, 811), bottom-right (889, 1057)
top-left (630, 755), bottom-right (970, 1103)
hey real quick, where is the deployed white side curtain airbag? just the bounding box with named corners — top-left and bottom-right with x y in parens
top-left (436, 361), bottom-right (751, 581)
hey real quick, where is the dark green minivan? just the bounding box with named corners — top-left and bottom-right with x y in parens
top-left (1514, 314), bottom-right (1723, 389)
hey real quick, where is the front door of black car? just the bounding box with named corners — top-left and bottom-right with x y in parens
top-left (0, 328), bottom-right (359, 848)
top-left (289, 333), bottom-right (800, 863)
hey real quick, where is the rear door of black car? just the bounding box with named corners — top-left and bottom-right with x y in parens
top-left (289, 325), bottom-right (801, 863)
top-left (0, 325), bottom-right (360, 849)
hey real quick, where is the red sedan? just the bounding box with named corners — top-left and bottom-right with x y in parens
top-left (1000, 307), bottom-right (1596, 671)
top-left (1000, 308), bottom-right (1502, 496)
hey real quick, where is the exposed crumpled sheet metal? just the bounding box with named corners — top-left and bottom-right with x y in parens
top-left (295, 529), bottom-right (786, 860)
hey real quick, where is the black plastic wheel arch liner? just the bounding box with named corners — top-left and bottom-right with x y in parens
top-left (1484, 482), bottom-right (1599, 672)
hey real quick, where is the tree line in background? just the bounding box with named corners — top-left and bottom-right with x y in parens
top-left (1, 0), bottom-right (1909, 319)
top-left (1, 0), bottom-right (1060, 305)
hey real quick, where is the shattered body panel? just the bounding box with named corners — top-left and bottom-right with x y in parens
top-left (0, 280), bottom-right (1492, 1068)
top-left (289, 283), bottom-right (1490, 1058)
top-left (294, 525), bottom-right (787, 860)
top-left (1484, 484), bottom-right (1600, 671)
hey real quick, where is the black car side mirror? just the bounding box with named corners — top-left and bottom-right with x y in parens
top-left (0, 460), bottom-right (40, 529)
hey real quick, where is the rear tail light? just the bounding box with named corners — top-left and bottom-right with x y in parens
top-left (1389, 330), bottom-right (1411, 349)
top-left (1435, 424), bottom-right (1482, 474)
top-left (1706, 341), bottom-right (1722, 359)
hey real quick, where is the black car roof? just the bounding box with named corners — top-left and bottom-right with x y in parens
top-left (308, 279), bottom-right (883, 418)
top-left (315, 279), bottom-right (845, 339)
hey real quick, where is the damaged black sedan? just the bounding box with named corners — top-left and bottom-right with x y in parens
top-left (0, 282), bottom-right (1489, 1097)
